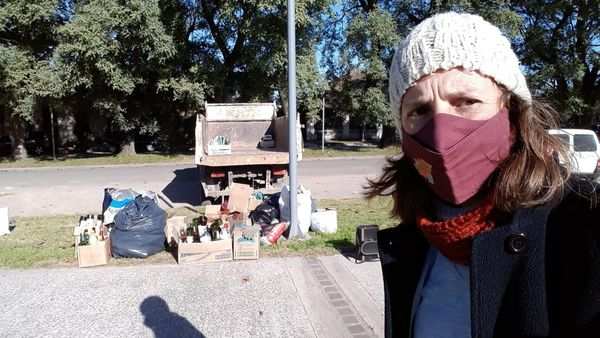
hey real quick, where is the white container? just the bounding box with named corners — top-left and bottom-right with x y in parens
top-left (0, 208), bottom-right (9, 236)
top-left (310, 208), bottom-right (338, 234)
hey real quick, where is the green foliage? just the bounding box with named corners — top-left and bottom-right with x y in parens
top-left (190, 0), bottom-right (330, 118)
top-left (511, 1), bottom-right (600, 125)
top-left (56, 0), bottom-right (175, 95)
top-left (297, 51), bottom-right (328, 120)
top-left (325, 3), bottom-right (399, 127)
top-left (54, 0), bottom-right (206, 150)
top-left (0, 0), bottom-right (60, 57)
top-left (0, 46), bottom-right (37, 121)
top-left (1, 0), bottom-right (598, 158)
top-left (0, 1), bottom-right (63, 158)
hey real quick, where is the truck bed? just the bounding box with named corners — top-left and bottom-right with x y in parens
top-left (195, 111), bottom-right (301, 167)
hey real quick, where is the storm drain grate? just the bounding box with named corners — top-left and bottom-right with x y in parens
top-left (304, 257), bottom-right (376, 338)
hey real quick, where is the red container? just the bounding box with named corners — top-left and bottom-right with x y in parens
top-left (266, 222), bottom-right (288, 244)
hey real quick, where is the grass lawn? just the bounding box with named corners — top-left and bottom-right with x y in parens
top-left (262, 197), bottom-right (397, 257)
top-left (0, 197), bottom-right (396, 268)
top-left (0, 144), bottom-right (398, 169)
top-left (303, 146), bottom-right (399, 158)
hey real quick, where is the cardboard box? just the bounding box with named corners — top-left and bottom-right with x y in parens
top-left (75, 237), bottom-right (111, 268)
top-left (228, 183), bottom-right (252, 213)
top-left (204, 205), bottom-right (222, 221)
top-left (74, 224), bottom-right (111, 268)
top-left (177, 238), bottom-right (233, 264)
top-left (248, 197), bottom-right (262, 212)
top-left (233, 225), bottom-right (260, 260)
top-left (165, 216), bottom-right (233, 264)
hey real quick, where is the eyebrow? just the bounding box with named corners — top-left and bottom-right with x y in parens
top-left (403, 89), bottom-right (483, 112)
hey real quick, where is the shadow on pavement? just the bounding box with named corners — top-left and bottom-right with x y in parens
top-left (161, 168), bottom-right (202, 206)
top-left (326, 238), bottom-right (359, 259)
top-left (140, 296), bottom-right (205, 338)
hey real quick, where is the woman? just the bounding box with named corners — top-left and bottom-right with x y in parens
top-left (367, 12), bottom-right (600, 338)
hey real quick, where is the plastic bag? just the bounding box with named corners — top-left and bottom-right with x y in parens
top-left (310, 208), bottom-right (338, 234)
top-left (250, 203), bottom-right (280, 227)
top-left (102, 188), bottom-right (137, 225)
top-left (138, 190), bottom-right (158, 204)
top-left (279, 185), bottom-right (312, 239)
top-left (111, 196), bottom-right (167, 258)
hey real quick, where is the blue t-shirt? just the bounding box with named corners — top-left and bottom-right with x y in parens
top-left (411, 197), bottom-right (476, 338)
top-left (412, 248), bottom-right (471, 338)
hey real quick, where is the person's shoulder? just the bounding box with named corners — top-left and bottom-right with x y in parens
top-left (548, 177), bottom-right (600, 223)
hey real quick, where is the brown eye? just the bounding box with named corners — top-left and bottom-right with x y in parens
top-left (410, 105), bottom-right (430, 117)
top-left (456, 98), bottom-right (480, 107)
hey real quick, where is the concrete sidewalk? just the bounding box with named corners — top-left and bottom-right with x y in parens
top-left (0, 255), bottom-right (383, 338)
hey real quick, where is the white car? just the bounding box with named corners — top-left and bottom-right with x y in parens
top-left (548, 129), bottom-right (600, 180)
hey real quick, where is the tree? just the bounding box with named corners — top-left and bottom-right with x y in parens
top-left (321, 1), bottom-right (399, 142)
top-left (0, 0), bottom-right (64, 158)
top-left (321, 1), bottom-right (523, 144)
top-left (511, 0), bottom-right (600, 126)
top-left (188, 0), bottom-right (329, 119)
top-left (344, 4), bottom-right (398, 140)
top-left (55, 0), bottom-right (206, 155)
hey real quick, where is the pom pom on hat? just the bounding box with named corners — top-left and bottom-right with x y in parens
top-left (389, 12), bottom-right (531, 132)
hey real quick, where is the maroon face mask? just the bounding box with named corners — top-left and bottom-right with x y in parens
top-left (401, 108), bottom-right (511, 204)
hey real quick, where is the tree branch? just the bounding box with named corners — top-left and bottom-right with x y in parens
top-left (200, 1), bottom-right (230, 61)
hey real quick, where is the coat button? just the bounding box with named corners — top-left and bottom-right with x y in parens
top-left (505, 233), bottom-right (527, 254)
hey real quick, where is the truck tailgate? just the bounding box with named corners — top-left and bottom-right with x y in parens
top-left (199, 150), bottom-right (290, 167)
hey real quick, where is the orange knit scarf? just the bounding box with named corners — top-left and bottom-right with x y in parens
top-left (416, 198), bottom-right (496, 265)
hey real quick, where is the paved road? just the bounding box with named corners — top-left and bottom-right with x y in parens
top-left (0, 255), bottom-right (384, 338)
top-left (0, 157), bottom-right (387, 217)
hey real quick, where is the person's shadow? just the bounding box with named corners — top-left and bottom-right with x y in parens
top-left (140, 296), bottom-right (205, 338)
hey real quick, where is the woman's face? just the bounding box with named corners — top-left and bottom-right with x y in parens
top-left (401, 68), bottom-right (505, 135)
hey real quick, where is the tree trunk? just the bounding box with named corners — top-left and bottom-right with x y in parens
top-left (376, 123), bottom-right (383, 140)
top-left (361, 122), bottom-right (366, 142)
top-left (343, 114), bottom-right (350, 139)
top-left (378, 126), bottom-right (398, 148)
top-left (306, 117), bottom-right (316, 141)
top-left (10, 119), bottom-right (28, 160)
top-left (119, 136), bottom-right (136, 156)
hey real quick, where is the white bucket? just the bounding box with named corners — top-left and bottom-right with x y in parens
top-left (0, 208), bottom-right (9, 236)
top-left (310, 208), bottom-right (338, 234)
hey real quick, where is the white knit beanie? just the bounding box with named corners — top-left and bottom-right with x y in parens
top-left (389, 12), bottom-right (531, 132)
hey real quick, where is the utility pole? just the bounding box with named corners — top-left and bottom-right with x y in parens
top-left (50, 108), bottom-right (56, 160)
top-left (287, 0), bottom-right (298, 234)
top-left (321, 96), bottom-right (325, 152)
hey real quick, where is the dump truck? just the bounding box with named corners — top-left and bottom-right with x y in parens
top-left (195, 102), bottom-right (302, 201)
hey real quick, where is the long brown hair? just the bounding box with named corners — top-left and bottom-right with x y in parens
top-left (365, 95), bottom-right (571, 223)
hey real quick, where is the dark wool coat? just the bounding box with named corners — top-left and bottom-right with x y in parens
top-left (378, 180), bottom-right (600, 338)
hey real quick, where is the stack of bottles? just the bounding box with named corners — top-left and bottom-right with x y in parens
top-left (179, 215), bottom-right (232, 244)
top-left (76, 214), bottom-right (108, 246)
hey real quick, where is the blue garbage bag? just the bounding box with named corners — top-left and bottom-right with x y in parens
top-left (111, 196), bottom-right (166, 258)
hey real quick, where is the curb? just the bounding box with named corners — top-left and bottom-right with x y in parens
top-left (0, 155), bottom-right (391, 172)
top-left (0, 161), bottom-right (194, 172)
